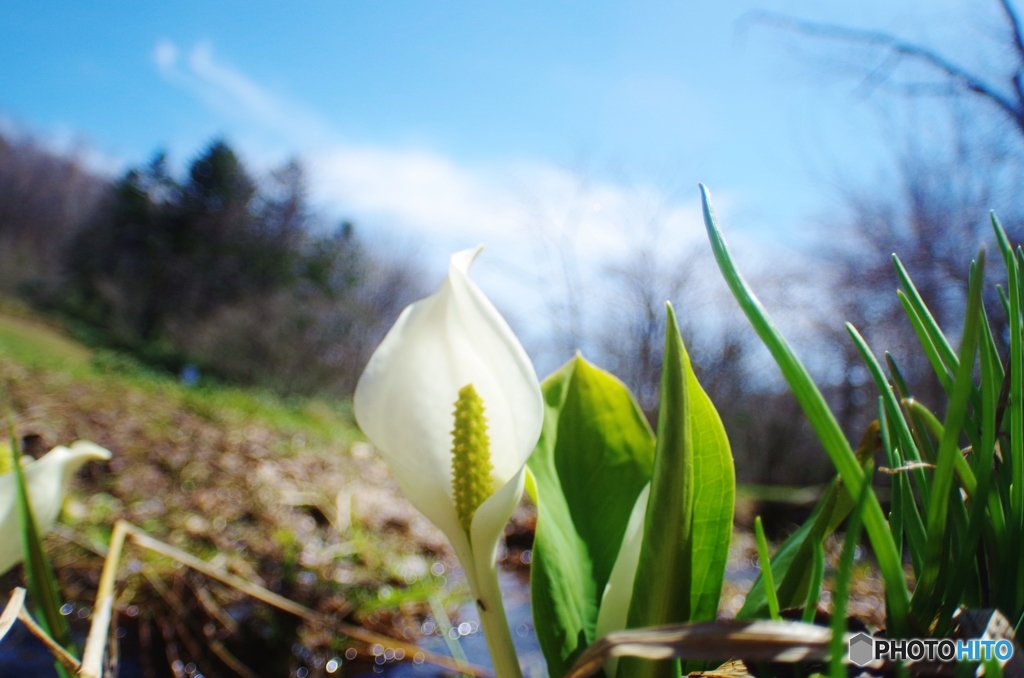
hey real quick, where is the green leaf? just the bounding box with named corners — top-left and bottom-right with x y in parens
top-left (737, 423), bottom-right (876, 619)
top-left (753, 516), bottom-right (780, 621)
top-left (910, 252), bottom-right (984, 628)
top-left (893, 259), bottom-right (983, 448)
top-left (994, 213), bottom-right (1024, 612)
top-left (940, 285), bottom-right (1006, 629)
top-left (9, 429), bottom-right (75, 671)
top-left (893, 255), bottom-right (958, 382)
top-left (803, 538), bottom-right (825, 624)
top-left (847, 328), bottom-right (930, 570)
top-left (829, 461), bottom-right (873, 678)
top-left (737, 485), bottom-right (833, 619)
top-left (619, 303), bottom-right (734, 678)
top-left (685, 336), bottom-right (735, 625)
top-left (903, 398), bottom-right (977, 498)
top-left (700, 184), bottom-right (909, 635)
top-left (528, 354), bottom-right (655, 677)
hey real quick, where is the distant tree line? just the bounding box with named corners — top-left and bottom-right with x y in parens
top-left (0, 132), bottom-right (422, 395)
top-left (7, 0), bottom-right (1024, 499)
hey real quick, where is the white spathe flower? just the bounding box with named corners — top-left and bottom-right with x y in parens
top-left (0, 440), bottom-right (112, 575)
top-left (353, 246), bottom-right (543, 598)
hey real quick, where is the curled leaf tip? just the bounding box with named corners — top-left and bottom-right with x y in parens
top-left (451, 245), bottom-right (485, 274)
top-left (451, 383), bottom-right (495, 532)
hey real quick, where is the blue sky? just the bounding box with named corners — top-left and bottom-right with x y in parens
top-left (0, 0), bottom-right (992, 365)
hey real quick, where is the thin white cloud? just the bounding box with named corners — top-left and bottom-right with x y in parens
top-left (153, 39), bottom-right (178, 72)
top-left (150, 40), bottom-right (805, 373)
top-left (152, 40), bottom-right (721, 265)
top-left (153, 40), bottom-right (330, 147)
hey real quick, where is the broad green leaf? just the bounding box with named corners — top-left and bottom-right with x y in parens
top-left (619, 303), bottom-right (734, 678)
top-left (700, 184), bottom-right (909, 634)
top-left (528, 354), bottom-right (655, 677)
top-left (685, 336), bottom-right (734, 625)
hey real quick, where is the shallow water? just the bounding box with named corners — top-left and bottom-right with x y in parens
top-left (349, 569), bottom-right (546, 677)
top-left (0, 617), bottom-right (65, 675)
top-left (0, 568), bottom-right (543, 678)
top-left (1, 562), bottom-right (764, 677)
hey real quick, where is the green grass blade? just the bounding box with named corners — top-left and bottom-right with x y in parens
top-left (877, 400), bottom-right (903, 567)
top-left (910, 254), bottom-right (985, 626)
top-left (1016, 245), bottom-right (1024, 609)
top-left (829, 466), bottom-right (873, 678)
top-left (903, 399), bottom-right (978, 497)
top-left (700, 184), bottom-right (909, 635)
top-left (884, 353), bottom-right (911, 404)
top-left (893, 257), bottom-right (983, 438)
top-left (983, 657), bottom-right (1004, 678)
top-left (428, 593), bottom-right (469, 665)
top-left (993, 213), bottom-right (1023, 611)
top-left (848, 330), bottom-right (940, 578)
top-left (975, 303), bottom-right (1008, 542)
top-left (883, 355), bottom-right (936, 561)
top-left (802, 538), bottom-right (825, 624)
top-left (998, 284), bottom-right (1012, 321)
top-left (895, 290), bottom-right (954, 394)
top-left (939, 294), bottom-right (1003, 627)
top-left (740, 422), bottom-right (891, 619)
top-left (979, 300), bottom-right (1006, 387)
top-left (737, 480), bottom-right (837, 618)
top-left (8, 428), bottom-right (75, 665)
top-left (753, 516), bottom-right (781, 621)
top-left (893, 255), bottom-right (959, 373)
top-left (848, 326), bottom-right (930, 502)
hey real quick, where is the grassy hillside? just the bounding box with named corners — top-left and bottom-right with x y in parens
top-left (0, 303), bottom-right (453, 675)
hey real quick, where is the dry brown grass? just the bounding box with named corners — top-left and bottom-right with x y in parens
top-left (0, 318), bottom-right (474, 675)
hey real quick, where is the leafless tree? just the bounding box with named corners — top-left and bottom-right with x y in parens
top-left (746, 1), bottom-right (1024, 420)
top-left (0, 131), bottom-right (106, 294)
top-left (745, 1), bottom-right (1024, 130)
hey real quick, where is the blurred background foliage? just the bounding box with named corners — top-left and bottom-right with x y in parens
top-left (0, 135), bottom-right (424, 397)
top-left (4, 0), bottom-right (1024, 499)
top-left (3, 117), bottom-right (1024, 500)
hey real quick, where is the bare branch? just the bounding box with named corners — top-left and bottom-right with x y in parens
top-left (999, 0), bottom-right (1024, 61)
top-left (998, 0), bottom-right (1024, 105)
top-left (746, 10), bottom-right (1024, 133)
